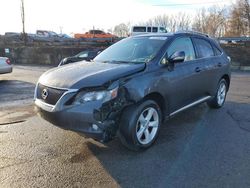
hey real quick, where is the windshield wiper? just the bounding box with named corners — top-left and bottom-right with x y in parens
top-left (100, 60), bottom-right (131, 64)
top-left (97, 60), bottom-right (144, 64)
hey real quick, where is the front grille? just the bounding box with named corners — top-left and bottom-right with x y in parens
top-left (36, 84), bottom-right (67, 105)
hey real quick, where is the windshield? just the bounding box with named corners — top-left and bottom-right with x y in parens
top-left (94, 37), bottom-right (167, 63)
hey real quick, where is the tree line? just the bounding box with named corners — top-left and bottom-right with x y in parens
top-left (113, 0), bottom-right (250, 37)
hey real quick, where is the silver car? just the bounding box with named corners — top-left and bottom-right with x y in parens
top-left (0, 57), bottom-right (12, 74)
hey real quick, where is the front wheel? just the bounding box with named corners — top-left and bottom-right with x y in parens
top-left (118, 100), bottom-right (162, 151)
top-left (207, 79), bottom-right (227, 109)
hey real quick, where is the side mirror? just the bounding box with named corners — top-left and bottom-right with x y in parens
top-left (169, 51), bottom-right (185, 64)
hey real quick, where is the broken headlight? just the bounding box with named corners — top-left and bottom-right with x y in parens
top-left (73, 87), bottom-right (118, 105)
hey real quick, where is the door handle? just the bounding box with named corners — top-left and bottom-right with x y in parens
top-left (217, 62), bottom-right (222, 67)
top-left (195, 67), bottom-right (201, 73)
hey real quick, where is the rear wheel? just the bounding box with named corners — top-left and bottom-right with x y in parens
top-left (118, 100), bottom-right (162, 151)
top-left (207, 79), bottom-right (227, 109)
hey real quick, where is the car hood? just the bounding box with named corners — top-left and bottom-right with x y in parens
top-left (39, 61), bottom-right (145, 89)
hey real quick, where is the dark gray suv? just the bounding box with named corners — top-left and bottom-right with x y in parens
top-left (35, 31), bottom-right (231, 151)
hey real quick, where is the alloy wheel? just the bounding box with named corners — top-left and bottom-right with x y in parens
top-left (217, 82), bottom-right (226, 106)
top-left (136, 107), bottom-right (159, 145)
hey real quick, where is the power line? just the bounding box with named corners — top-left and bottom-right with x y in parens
top-left (153, 0), bottom-right (231, 7)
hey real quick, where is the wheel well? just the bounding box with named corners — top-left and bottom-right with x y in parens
top-left (221, 74), bottom-right (230, 91)
top-left (143, 92), bottom-right (167, 120)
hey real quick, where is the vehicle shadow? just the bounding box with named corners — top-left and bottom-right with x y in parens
top-left (67, 100), bottom-right (250, 187)
top-left (78, 101), bottom-right (250, 188)
top-left (71, 103), bottom-right (209, 187)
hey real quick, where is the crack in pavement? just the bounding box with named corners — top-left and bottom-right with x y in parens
top-left (0, 120), bottom-right (26, 126)
top-left (227, 109), bottom-right (250, 132)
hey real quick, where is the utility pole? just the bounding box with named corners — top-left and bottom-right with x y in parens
top-left (59, 26), bottom-right (63, 34)
top-left (20, 0), bottom-right (27, 44)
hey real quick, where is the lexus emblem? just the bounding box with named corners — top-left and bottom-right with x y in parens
top-left (41, 89), bottom-right (48, 100)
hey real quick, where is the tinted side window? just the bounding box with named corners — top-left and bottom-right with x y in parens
top-left (147, 27), bottom-right (151, 32)
top-left (89, 52), bottom-right (97, 58)
top-left (167, 37), bottom-right (195, 61)
top-left (193, 38), bottom-right (214, 58)
top-left (152, 27), bottom-right (158, 32)
top-left (133, 27), bottom-right (146, 32)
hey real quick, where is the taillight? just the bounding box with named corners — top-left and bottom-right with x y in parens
top-left (6, 59), bottom-right (11, 65)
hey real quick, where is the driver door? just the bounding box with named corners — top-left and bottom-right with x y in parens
top-left (160, 37), bottom-right (201, 113)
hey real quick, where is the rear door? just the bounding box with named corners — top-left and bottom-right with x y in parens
top-left (191, 37), bottom-right (218, 96)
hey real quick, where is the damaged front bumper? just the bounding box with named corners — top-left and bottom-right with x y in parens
top-left (35, 91), bottom-right (122, 142)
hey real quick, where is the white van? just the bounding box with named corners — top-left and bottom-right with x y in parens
top-left (131, 26), bottom-right (167, 36)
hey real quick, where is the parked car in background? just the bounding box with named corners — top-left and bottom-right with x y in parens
top-left (58, 34), bottom-right (72, 38)
top-left (0, 57), bottom-right (12, 74)
top-left (4, 32), bottom-right (21, 37)
top-left (35, 31), bottom-right (231, 151)
top-left (74, 30), bottom-right (117, 39)
top-left (131, 26), bottom-right (167, 36)
top-left (58, 49), bottom-right (102, 66)
top-left (36, 30), bottom-right (60, 38)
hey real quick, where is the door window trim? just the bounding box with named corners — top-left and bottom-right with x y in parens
top-left (159, 36), bottom-right (197, 66)
top-left (191, 37), bottom-right (224, 59)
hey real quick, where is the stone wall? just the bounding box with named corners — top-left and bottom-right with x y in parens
top-left (0, 41), bottom-right (249, 67)
top-left (221, 43), bottom-right (250, 66)
top-left (0, 44), bottom-right (107, 65)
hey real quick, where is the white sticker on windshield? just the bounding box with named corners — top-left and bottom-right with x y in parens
top-left (149, 37), bottom-right (167, 40)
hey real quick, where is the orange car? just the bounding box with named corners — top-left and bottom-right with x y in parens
top-left (74, 30), bottom-right (117, 39)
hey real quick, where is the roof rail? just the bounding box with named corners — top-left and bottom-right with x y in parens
top-left (176, 30), bottom-right (209, 37)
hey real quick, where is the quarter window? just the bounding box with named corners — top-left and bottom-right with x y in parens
top-left (167, 37), bottom-right (195, 61)
top-left (193, 38), bottom-right (214, 58)
top-left (213, 45), bottom-right (222, 56)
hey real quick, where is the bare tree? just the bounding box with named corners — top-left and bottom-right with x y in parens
top-left (174, 13), bottom-right (191, 31)
top-left (240, 0), bottom-right (250, 35)
top-left (136, 0), bottom-right (249, 37)
top-left (20, 0), bottom-right (27, 44)
top-left (225, 0), bottom-right (250, 36)
top-left (141, 12), bottom-right (190, 32)
top-left (192, 8), bottom-right (207, 33)
top-left (192, 6), bottom-right (227, 37)
top-left (151, 15), bottom-right (171, 29)
top-left (113, 23), bottom-right (130, 37)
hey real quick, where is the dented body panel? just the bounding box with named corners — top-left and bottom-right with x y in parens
top-left (39, 61), bottom-right (146, 89)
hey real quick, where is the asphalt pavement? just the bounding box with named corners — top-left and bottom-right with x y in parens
top-left (0, 66), bottom-right (250, 188)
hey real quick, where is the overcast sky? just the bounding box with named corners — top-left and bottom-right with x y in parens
top-left (0, 0), bottom-right (234, 35)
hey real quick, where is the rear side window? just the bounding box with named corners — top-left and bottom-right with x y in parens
top-left (193, 38), bottom-right (214, 58)
top-left (167, 37), bottom-right (195, 61)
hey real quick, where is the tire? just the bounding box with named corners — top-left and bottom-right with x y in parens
top-left (118, 100), bottom-right (162, 151)
top-left (207, 79), bottom-right (227, 109)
